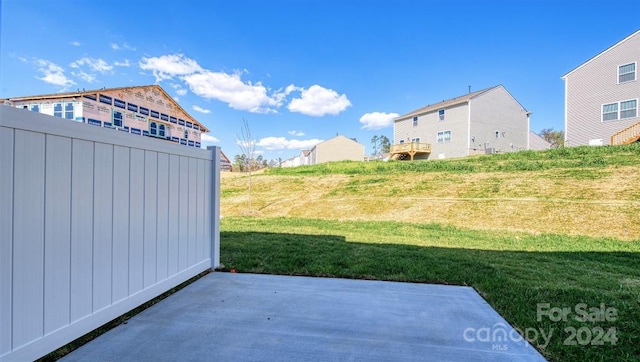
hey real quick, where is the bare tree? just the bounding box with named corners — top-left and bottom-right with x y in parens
top-left (538, 128), bottom-right (565, 149)
top-left (236, 118), bottom-right (257, 213)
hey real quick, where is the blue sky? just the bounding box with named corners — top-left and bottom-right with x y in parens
top-left (2, 0), bottom-right (639, 161)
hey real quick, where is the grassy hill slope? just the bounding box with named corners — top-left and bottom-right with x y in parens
top-left (221, 144), bottom-right (640, 240)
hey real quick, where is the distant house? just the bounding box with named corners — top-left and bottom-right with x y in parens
top-left (299, 150), bottom-right (311, 166)
top-left (280, 156), bottom-right (299, 168)
top-left (308, 135), bottom-right (364, 165)
top-left (2, 84), bottom-right (209, 148)
top-left (528, 131), bottom-right (552, 150)
top-left (562, 30), bottom-right (640, 146)
top-left (392, 85), bottom-right (530, 160)
top-left (220, 150), bottom-right (232, 171)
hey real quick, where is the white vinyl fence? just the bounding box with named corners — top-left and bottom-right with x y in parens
top-left (0, 105), bottom-right (220, 361)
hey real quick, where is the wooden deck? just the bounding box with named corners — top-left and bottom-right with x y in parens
top-left (611, 122), bottom-right (640, 145)
top-left (390, 142), bottom-right (432, 160)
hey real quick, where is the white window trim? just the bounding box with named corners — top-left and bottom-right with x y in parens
top-left (437, 130), bottom-right (451, 143)
top-left (602, 98), bottom-right (638, 122)
top-left (620, 98), bottom-right (638, 119)
top-left (438, 109), bottom-right (445, 121)
top-left (617, 61), bottom-right (637, 84)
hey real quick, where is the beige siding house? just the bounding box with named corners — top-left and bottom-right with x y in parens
top-left (562, 30), bottom-right (640, 146)
top-left (309, 135), bottom-right (364, 165)
top-left (392, 85), bottom-right (530, 160)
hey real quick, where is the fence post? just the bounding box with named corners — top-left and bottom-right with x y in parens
top-left (208, 146), bottom-right (221, 269)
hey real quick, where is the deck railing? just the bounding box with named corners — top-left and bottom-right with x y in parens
top-left (390, 142), bottom-right (432, 154)
top-left (611, 122), bottom-right (640, 145)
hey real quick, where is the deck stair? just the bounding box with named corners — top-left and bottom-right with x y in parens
top-left (611, 122), bottom-right (640, 145)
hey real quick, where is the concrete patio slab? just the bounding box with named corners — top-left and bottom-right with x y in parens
top-left (62, 272), bottom-right (546, 361)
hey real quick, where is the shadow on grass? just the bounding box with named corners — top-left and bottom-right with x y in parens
top-left (221, 231), bottom-right (640, 362)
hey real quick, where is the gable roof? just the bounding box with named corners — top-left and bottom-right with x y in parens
top-left (562, 29), bottom-right (640, 79)
top-left (2, 84), bottom-right (209, 132)
top-left (310, 134), bottom-right (362, 151)
top-left (394, 85), bottom-right (500, 121)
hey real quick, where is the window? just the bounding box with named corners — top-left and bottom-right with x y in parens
top-left (603, 100), bottom-right (637, 121)
top-left (184, 129), bottom-right (189, 139)
top-left (113, 110), bottom-right (124, 127)
top-left (64, 103), bottom-right (74, 119)
top-left (30, 104), bottom-right (39, 112)
top-left (411, 137), bottom-right (420, 143)
top-left (139, 107), bottom-right (149, 115)
top-left (150, 110), bottom-right (159, 118)
top-left (149, 121), bottom-right (166, 137)
top-left (412, 116), bottom-right (418, 126)
top-left (114, 99), bottom-right (126, 109)
top-left (620, 100), bottom-right (637, 119)
top-left (619, 62), bottom-right (636, 83)
top-left (437, 131), bottom-right (451, 143)
top-left (602, 103), bottom-right (618, 121)
top-left (495, 130), bottom-right (500, 139)
top-left (127, 103), bottom-right (138, 112)
top-left (399, 139), bottom-right (405, 144)
top-left (438, 109), bottom-right (445, 121)
top-left (150, 122), bottom-right (157, 135)
top-left (53, 103), bottom-right (63, 118)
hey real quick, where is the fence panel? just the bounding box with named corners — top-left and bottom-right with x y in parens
top-left (0, 105), bottom-right (220, 361)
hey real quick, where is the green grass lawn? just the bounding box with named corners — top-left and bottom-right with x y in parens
top-left (220, 216), bottom-right (640, 362)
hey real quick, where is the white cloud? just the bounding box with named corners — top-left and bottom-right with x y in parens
top-left (72, 71), bottom-right (96, 83)
top-left (192, 105), bottom-right (211, 114)
top-left (169, 82), bottom-right (187, 96)
top-left (70, 41), bottom-right (81, 46)
top-left (256, 137), bottom-right (322, 151)
top-left (288, 130), bottom-right (305, 136)
top-left (139, 54), bottom-right (202, 82)
top-left (70, 57), bottom-right (113, 73)
top-left (201, 133), bottom-right (219, 143)
top-left (359, 112), bottom-right (399, 130)
top-left (111, 42), bottom-right (136, 51)
top-left (114, 59), bottom-right (130, 67)
top-left (34, 59), bottom-right (75, 88)
top-left (182, 70), bottom-right (282, 113)
top-left (287, 85), bottom-right (351, 117)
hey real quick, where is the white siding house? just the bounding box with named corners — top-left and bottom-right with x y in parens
top-left (562, 30), bottom-right (640, 146)
top-left (392, 85), bottom-right (530, 160)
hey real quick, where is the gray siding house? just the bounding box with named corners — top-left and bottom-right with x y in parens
top-left (308, 135), bottom-right (364, 165)
top-left (392, 85), bottom-right (530, 160)
top-left (529, 131), bottom-right (552, 150)
top-left (562, 30), bottom-right (640, 146)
